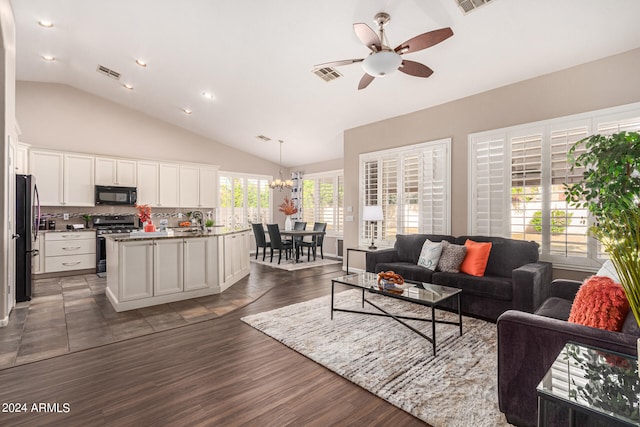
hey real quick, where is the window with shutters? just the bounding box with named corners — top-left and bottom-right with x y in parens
top-left (301, 170), bottom-right (344, 235)
top-left (219, 172), bottom-right (272, 228)
top-left (469, 103), bottom-right (640, 270)
top-left (360, 139), bottom-right (451, 247)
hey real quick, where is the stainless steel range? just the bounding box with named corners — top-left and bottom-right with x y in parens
top-left (93, 215), bottom-right (140, 276)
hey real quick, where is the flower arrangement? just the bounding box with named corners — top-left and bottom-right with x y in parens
top-left (135, 204), bottom-right (152, 224)
top-left (278, 196), bottom-right (298, 216)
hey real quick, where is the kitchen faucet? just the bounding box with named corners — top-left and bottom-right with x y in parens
top-left (191, 210), bottom-right (207, 233)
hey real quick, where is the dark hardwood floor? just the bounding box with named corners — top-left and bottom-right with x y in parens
top-left (0, 263), bottom-right (427, 426)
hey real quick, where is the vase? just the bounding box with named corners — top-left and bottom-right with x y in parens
top-left (285, 215), bottom-right (292, 231)
top-left (144, 221), bottom-right (156, 232)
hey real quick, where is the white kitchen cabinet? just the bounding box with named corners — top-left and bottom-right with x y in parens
top-left (29, 150), bottom-right (64, 205)
top-left (118, 240), bottom-right (154, 302)
top-left (222, 231), bottom-right (250, 287)
top-left (158, 163), bottom-right (179, 207)
top-left (153, 239), bottom-right (184, 296)
top-left (64, 154), bottom-right (95, 206)
top-left (44, 231), bottom-right (96, 273)
top-left (184, 237), bottom-right (218, 291)
top-left (199, 166), bottom-right (218, 208)
top-left (29, 150), bottom-right (94, 206)
top-left (32, 234), bottom-right (45, 275)
top-left (95, 157), bottom-right (137, 187)
top-left (16, 143), bottom-right (29, 174)
top-left (179, 165), bottom-right (218, 208)
top-left (136, 161), bottom-right (159, 206)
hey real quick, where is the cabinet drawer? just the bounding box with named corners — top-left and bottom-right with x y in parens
top-left (45, 239), bottom-right (96, 256)
top-left (45, 232), bottom-right (96, 242)
top-left (45, 254), bottom-right (96, 272)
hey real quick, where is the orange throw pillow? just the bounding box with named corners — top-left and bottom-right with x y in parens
top-left (568, 276), bottom-right (629, 332)
top-left (460, 239), bottom-right (492, 277)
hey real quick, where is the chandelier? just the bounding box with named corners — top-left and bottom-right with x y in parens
top-left (269, 140), bottom-right (293, 191)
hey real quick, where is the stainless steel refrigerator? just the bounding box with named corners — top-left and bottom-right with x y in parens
top-left (16, 174), bottom-right (40, 302)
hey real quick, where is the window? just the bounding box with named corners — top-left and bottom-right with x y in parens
top-left (219, 172), bottom-right (272, 228)
top-left (301, 170), bottom-right (344, 234)
top-left (360, 139), bottom-right (451, 247)
top-left (469, 103), bottom-right (640, 269)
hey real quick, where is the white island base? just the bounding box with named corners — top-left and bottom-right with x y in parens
top-left (105, 230), bottom-right (250, 312)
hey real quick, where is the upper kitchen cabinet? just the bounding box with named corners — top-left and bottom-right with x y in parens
top-left (136, 161), bottom-right (159, 206)
top-left (16, 143), bottom-right (30, 174)
top-left (95, 157), bottom-right (137, 187)
top-left (30, 150), bottom-right (94, 206)
top-left (159, 163), bottom-right (180, 207)
top-left (179, 164), bottom-right (218, 208)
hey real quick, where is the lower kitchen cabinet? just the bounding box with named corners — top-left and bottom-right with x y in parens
top-left (105, 233), bottom-right (236, 312)
top-left (42, 231), bottom-right (96, 273)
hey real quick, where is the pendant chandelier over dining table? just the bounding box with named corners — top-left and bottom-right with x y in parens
top-left (269, 140), bottom-right (293, 191)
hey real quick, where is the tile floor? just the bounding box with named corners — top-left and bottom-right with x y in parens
top-left (0, 272), bottom-right (270, 370)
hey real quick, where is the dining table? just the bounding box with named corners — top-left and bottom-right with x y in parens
top-left (280, 230), bottom-right (326, 263)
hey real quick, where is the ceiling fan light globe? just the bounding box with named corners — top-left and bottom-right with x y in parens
top-left (362, 51), bottom-right (402, 77)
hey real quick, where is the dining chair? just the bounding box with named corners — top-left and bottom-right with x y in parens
top-left (299, 222), bottom-right (327, 261)
top-left (266, 224), bottom-right (293, 264)
top-left (293, 221), bottom-right (307, 260)
top-left (251, 223), bottom-right (269, 261)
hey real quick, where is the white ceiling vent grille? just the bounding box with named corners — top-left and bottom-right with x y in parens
top-left (256, 135), bottom-right (272, 142)
top-left (313, 67), bottom-right (343, 82)
top-left (455, 0), bottom-right (493, 14)
top-left (96, 65), bottom-right (121, 80)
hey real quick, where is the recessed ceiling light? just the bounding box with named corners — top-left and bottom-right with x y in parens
top-left (182, 108), bottom-right (193, 115)
top-left (123, 84), bottom-right (134, 90)
top-left (135, 59), bottom-right (147, 68)
top-left (38, 20), bottom-right (53, 28)
top-left (202, 92), bottom-right (214, 100)
top-left (41, 55), bottom-right (55, 61)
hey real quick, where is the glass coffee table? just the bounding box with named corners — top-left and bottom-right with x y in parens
top-left (330, 272), bottom-right (462, 356)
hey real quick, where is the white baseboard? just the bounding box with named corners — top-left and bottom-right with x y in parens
top-left (0, 315), bottom-right (8, 327)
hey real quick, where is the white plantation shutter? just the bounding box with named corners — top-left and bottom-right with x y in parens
top-left (469, 103), bottom-right (640, 269)
top-left (301, 171), bottom-right (344, 234)
top-left (510, 132), bottom-right (543, 246)
top-left (422, 144), bottom-right (448, 234)
top-left (360, 139), bottom-right (451, 246)
top-left (470, 134), bottom-right (507, 236)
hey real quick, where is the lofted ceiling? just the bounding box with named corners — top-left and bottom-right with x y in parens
top-left (11, 0), bottom-right (640, 167)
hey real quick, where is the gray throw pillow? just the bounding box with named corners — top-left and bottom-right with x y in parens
top-left (436, 241), bottom-right (467, 273)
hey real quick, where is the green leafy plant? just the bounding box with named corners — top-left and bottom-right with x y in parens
top-left (564, 131), bottom-right (640, 324)
top-left (529, 210), bottom-right (572, 234)
top-left (205, 219), bottom-right (214, 227)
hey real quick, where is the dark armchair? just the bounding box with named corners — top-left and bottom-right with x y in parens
top-left (497, 279), bottom-right (640, 426)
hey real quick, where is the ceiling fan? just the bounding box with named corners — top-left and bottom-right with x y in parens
top-left (313, 12), bottom-right (453, 90)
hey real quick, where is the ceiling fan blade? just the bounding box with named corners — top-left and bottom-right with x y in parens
top-left (353, 23), bottom-right (381, 52)
top-left (358, 74), bottom-right (375, 90)
top-left (395, 27), bottom-right (453, 55)
top-left (313, 58), bottom-right (364, 70)
top-left (399, 60), bottom-right (434, 78)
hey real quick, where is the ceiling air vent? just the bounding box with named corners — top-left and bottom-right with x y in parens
top-left (313, 67), bottom-right (343, 82)
top-left (455, 0), bottom-right (493, 14)
top-left (96, 65), bottom-right (121, 80)
top-left (256, 135), bottom-right (272, 142)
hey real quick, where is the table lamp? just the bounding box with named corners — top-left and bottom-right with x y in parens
top-left (362, 205), bottom-right (384, 249)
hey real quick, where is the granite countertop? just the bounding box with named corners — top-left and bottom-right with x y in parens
top-left (103, 227), bottom-right (250, 242)
top-left (39, 229), bottom-right (96, 233)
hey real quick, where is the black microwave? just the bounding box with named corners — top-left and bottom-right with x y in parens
top-left (95, 185), bottom-right (137, 206)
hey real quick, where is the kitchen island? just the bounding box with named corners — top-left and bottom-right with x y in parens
top-left (105, 228), bottom-right (250, 312)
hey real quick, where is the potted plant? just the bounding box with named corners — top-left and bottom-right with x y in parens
top-left (278, 196), bottom-right (298, 231)
top-left (565, 131), bottom-right (640, 347)
top-left (205, 219), bottom-right (214, 232)
top-left (81, 214), bottom-right (92, 229)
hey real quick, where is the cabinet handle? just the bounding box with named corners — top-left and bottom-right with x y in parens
top-left (62, 246), bottom-right (81, 250)
top-left (62, 261), bottom-right (81, 266)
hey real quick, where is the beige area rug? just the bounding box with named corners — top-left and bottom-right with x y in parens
top-left (242, 290), bottom-right (509, 427)
top-left (250, 256), bottom-right (342, 271)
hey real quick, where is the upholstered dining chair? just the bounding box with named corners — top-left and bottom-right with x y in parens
top-left (292, 221), bottom-right (307, 260)
top-left (266, 224), bottom-right (293, 264)
top-left (251, 223), bottom-right (269, 261)
top-left (299, 222), bottom-right (327, 261)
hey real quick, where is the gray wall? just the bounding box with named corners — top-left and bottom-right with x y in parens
top-left (343, 48), bottom-right (640, 276)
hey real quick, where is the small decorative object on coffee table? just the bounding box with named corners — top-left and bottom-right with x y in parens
top-left (377, 271), bottom-right (409, 294)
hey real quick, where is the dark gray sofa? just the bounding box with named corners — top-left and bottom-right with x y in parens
top-left (365, 234), bottom-right (552, 321)
top-left (497, 279), bottom-right (640, 426)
